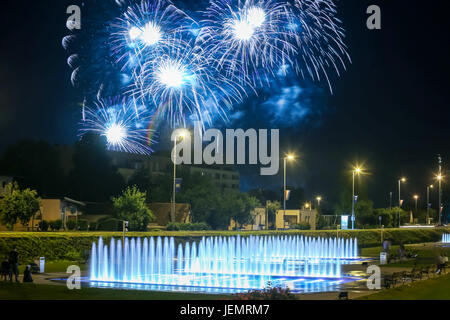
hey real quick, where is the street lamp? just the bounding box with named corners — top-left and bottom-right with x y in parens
top-left (172, 129), bottom-right (189, 223)
top-left (413, 194), bottom-right (419, 213)
top-left (436, 174), bottom-right (443, 225)
top-left (427, 185), bottom-right (433, 225)
top-left (352, 167), bottom-right (362, 230)
top-left (283, 154), bottom-right (295, 229)
top-left (398, 177), bottom-right (406, 228)
top-left (316, 196), bottom-right (322, 208)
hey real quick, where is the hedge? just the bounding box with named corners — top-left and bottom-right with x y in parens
top-left (0, 227), bottom-right (448, 263)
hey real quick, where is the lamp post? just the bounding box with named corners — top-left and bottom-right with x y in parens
top-left (172, 129), bottom-right (188, 223)
top-left (283, 154), bottom-right (295, 229)
top-left (352, 167), bottom-right (362, 230)
top-left (389, 192), bottom-right (393, 210)
top-left (413, 195), bottom-right (419, 221)
top-left (316, 196), bottom-right (322, 209)
top-left (438, 155), bottom-right (442, 225)
top-left (437, 174), bottom-right (443, 225)
top-left (398, 177), bottom-right (406, 227)
top-left (427, 185), bottom-right (433, 225)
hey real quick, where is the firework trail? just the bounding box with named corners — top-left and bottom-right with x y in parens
top-left (110, 0), bottom-right (195, 72)
top-left (288, 0), bottom-right (351, 92)
top-left (79, 97), bottom-right (154, 155)
top-left (198, 0), bottom-right (296, 88)
top-left (132, 39), bottom-right (246, 128)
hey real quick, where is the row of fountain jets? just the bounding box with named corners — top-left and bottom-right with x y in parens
top-left (90, 235), bottom-right (359, 286)
top-left (443, 233), bottom-right (450, 243)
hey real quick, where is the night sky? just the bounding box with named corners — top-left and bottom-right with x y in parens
top-left (0, 0), bottom-right (449, 211)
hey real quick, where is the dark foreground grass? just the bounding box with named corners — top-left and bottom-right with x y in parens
top-left (0, 282), bottom-right (230, 300)
top-left (358, 273), bottom-right (450, 300)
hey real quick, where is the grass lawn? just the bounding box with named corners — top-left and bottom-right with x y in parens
top-left (18, 260), bottom-right (87, 274)
top-left (358, 273), bottom-right (450, 300)
top-left (361, 244), bottom-right (450, 268)
top-left (0, 282), bottom-right (230, 300)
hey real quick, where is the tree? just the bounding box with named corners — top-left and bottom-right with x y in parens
top-left (177, 180), bottom-right (221, 228)
top-left (248, 189), bottom-right (278, 204)
top-left (0, 183), bottom-right (41, 230)
top-left (177, 178), bottom-right (259, 230)
top-left (266, 200), bottom-right (281, 227)
top-left (374, 207), bottom-right (409, 228)
top-left (223, 191), bottom-right (260, 229)
top-left (112, 186), bottom-right (155, 231)
top-left (68, 133), bottom-right (125, 201)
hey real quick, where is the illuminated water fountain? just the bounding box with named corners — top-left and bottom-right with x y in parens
top-left (443, 233), bottom-right (450, 243)
top-left (89, 235), bottom-right (359, 293)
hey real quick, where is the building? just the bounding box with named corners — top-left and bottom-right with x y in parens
top-left (275, 209), bottom-right (318, 230)
top-left (229, 207), bottom-right (267, 231)
top-left (40, 198), bottom-right (85, 228)
top-left (0, 197), bottom-right (85, 231)
top-left (108, 150), bottom-right (240, 190)
top-left (189, 164), bottom-right (240, 191)
top-left (57, 146), bottom-right (240, 190)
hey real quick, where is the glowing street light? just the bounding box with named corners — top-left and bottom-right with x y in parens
top-left (427, 185), bottom-right (434, 225)
top-left (351, 166), bottom-right (363, 230)
top-left (436, 170), bottom-right (444, 225)
top-left (413, 194), bottom-right (419, 213)
top-left (172, 129), bottom-right (190, 222)
top-left (398, 177), bottom-right (406, 227)
top-left (316, 196), bottom-right (322, 208)
top-left (282, 154), bottom-right (296, 229)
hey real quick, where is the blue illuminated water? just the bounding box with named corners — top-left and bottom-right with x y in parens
top-left (443, 233), bottom-right (450, 243)
top-left (89, 235), bottom-right (360, 293)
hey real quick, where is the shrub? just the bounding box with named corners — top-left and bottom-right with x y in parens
top-left (66, 220), bottom-right (77, 231)
top-left (38, 220), bottom-right (49, 232)
top-left (232, 286), bottom-right (297, 300)
top-left (64, 249), bottom-right (83, 261)
top-left (77, 219), bottom-right (89, 231)
top-left (167, 222), bottom-right (211, 231)
top-left (49, 220), bottom-right (63, 231)
top-left (291, 223), bottom-right (311, 230)
top-left (97, 217), bottom-right (121, 231)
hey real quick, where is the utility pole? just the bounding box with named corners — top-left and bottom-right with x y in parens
top-left (438, 155), bottom-right (443, 225)
top-left (389, 192), bottom-right (393, 210)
